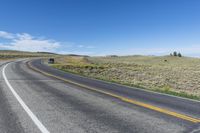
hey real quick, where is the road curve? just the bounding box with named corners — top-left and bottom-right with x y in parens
top-left (0, 59), bottom-right (199, 133)
top-left (30, 59), bottom-right (200, 119)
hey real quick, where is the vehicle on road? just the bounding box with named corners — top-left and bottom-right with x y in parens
top-left (48, 58), bottom-right (55, 64)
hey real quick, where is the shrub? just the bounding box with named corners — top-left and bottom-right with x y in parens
top-left (178, 53), bottom-right (182, 57)
top-left (173, 51), bottom-right (177, 56)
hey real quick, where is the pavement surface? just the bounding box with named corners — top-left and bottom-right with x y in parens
top-left (0, 59), bottom-right (200, 133)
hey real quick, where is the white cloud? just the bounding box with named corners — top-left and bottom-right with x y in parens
top-left (0, 31), bottom-right (15, 39)
top-left (0, 31), bottom-right (96, 55)
top-left (77, 45), bottom-right (95, 49)
top-left (0, 31), bottom-right (60, 52)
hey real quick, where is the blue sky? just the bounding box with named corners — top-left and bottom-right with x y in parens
top-left (0, 0), bottom-right (200, 56)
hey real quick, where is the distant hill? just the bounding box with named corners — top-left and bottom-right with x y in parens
top-left (66, 54), bottom-right (90, 57)
top-left (36, 51), bottom-right (58, 55)
top-left (0, 50), bottom-right (59, 59)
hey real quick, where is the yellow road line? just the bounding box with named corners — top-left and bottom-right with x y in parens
top-left (27, 61), bottom-right (200, 123)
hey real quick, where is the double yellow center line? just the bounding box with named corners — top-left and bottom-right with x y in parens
top-left (27, 61), bottom-right (200, 123)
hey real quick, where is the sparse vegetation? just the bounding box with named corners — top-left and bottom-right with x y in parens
top-left (0, 50), bottom-right (58, 60)
top-left (50, 55), bottom-right (200, 100)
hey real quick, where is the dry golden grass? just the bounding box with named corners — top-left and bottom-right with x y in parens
top-left (0, 50), bottom-right (58, 59)
top-left (51, 55), bottom-right (200, 99)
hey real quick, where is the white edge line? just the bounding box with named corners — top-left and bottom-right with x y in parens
top-left (2, 62), bottom-right (50, 133)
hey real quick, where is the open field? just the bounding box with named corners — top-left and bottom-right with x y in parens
top-left (0, 50), bottom-right (58, 60)
top-left (50, 55), bottom-right (200, 100)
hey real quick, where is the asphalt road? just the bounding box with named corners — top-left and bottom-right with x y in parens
top-left (0, 59), bottom-right (200, 133)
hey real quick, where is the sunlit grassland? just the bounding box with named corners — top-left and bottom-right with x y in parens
top-left (50, 55), bottom-right (200, 100)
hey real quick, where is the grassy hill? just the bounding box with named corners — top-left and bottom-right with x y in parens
top-left (50, 55), bottom-right (200, 100)
top-left (0, 50), bottom-right (58, 59)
